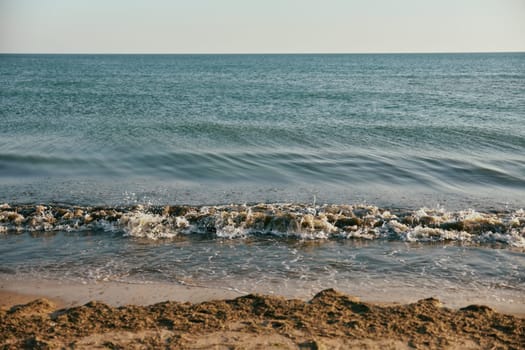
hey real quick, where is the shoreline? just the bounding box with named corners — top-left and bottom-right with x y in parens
top-left (1, 278), bottom-right (524, 317)
top-left (0, 279), bottom-right (244, 309)
top-left (1, 285), bottom-right (523, 349)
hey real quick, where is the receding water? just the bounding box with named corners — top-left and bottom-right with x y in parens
top-left (1, 229), bottom-right (524, 307)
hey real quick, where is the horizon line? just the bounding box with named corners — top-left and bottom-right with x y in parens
top-left (1, 50), bottom-right (524, 55)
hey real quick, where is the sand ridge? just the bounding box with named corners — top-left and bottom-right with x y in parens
top-left (1, 288), bottom-right (523, 349)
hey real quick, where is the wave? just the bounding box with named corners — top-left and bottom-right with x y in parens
top-left (2, 150), bottom-right (524, 190)
top-left (1, 203), bottom-right (524, 247)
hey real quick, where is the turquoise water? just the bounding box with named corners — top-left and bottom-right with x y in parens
top-left (1, 54), bottom-right (524, 302)
top-left (1, 53), bottom-right (524, 207)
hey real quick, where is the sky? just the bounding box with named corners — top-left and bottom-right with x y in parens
top-left (0, 0), bottom-right (524, 53)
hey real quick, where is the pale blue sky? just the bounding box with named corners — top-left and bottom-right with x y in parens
top-left (1, 0), bottom-right (524, 53)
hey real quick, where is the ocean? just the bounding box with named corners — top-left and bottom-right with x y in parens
top-left (0, 53), bottom-right (524, 305)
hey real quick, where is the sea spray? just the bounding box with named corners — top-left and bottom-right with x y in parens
top-left (1, 203), bottom-right (523, 247)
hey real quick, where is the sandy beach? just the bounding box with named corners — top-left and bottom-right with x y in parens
top-left (2, 1), bottom-right (525, 348)
top-left (1, 281), bottom-right (524, 349)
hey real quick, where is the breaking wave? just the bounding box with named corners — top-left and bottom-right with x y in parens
top-left (0, 203), bottom-right (524, 247)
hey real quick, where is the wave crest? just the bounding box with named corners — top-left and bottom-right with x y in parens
top-left (0, 203), bottom-right (524, 247)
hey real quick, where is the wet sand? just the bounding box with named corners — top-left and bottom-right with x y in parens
top-left (2, 278), bottom-right (525, 315)
top-left (1, 283), bottom-right (523, 349)
top-left (0, 279), bottom-right (244, 309)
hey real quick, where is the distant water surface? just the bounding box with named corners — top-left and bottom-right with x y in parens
top-left (1, 53), bottom-right (524, 208)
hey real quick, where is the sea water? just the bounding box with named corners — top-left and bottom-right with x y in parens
top-left (0, 53), bottom-right (524, 304)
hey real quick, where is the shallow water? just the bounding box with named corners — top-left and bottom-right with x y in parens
top-left (1, 228), bottom-right (524, 308)
top-left (1, 202), bottom-right (524, 307)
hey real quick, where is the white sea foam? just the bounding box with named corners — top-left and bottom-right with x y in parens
top-left (119, 212), bottom-right (188, 239)
top-left (0, 203), bottom-right (523, 247)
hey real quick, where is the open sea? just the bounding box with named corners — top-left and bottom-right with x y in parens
top-left (1, 53), bottom-right (524, 304)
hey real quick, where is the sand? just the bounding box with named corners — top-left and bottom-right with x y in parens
top-left (2, 278), bottom-right (525, 315)
top-left (1, 283), bottom-right (524, 349)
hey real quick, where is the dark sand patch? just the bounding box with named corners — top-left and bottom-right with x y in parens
top-left (1, 289), bottom-right (523, 349)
